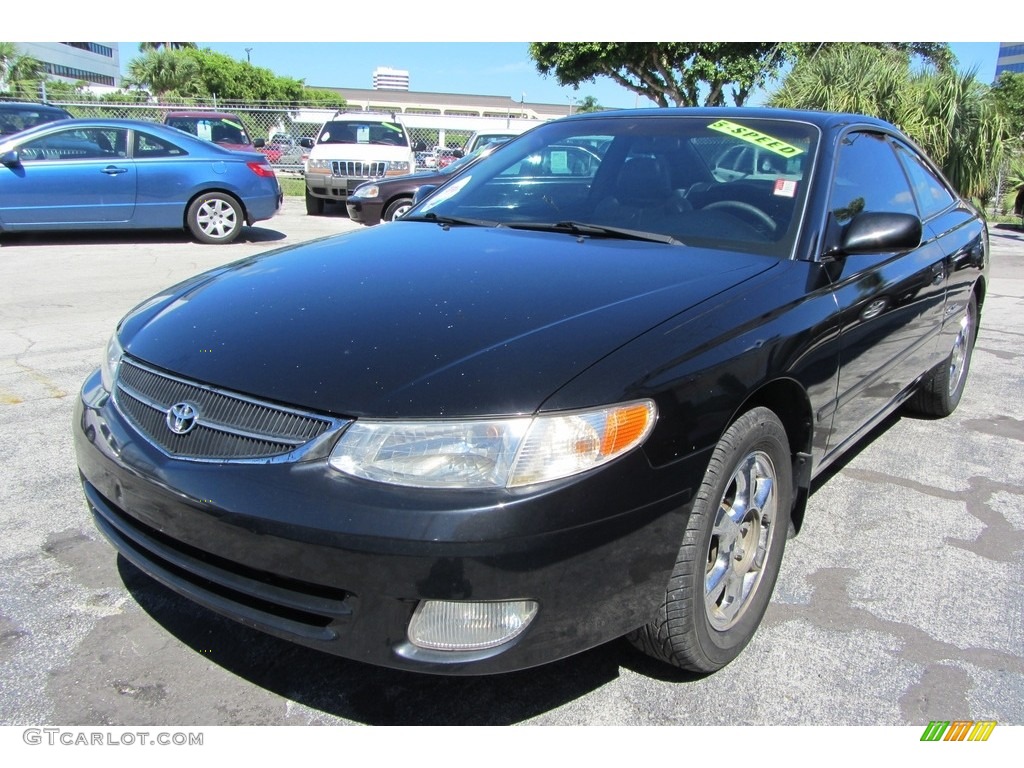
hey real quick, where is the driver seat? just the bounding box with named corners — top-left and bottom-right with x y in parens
top-left (594, 156), bottom-right (687, 229)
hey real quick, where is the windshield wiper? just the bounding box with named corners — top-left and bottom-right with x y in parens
top-left (401, 212), bottom-right (497, 228)
top-left (503, 220), bottom-right (684, 245)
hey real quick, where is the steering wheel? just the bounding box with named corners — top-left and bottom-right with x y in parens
top-left (702, 200), bottom-right (777, 235)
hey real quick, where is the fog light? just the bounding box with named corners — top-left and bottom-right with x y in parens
top-left (407, 599), bottom-right (538, 651)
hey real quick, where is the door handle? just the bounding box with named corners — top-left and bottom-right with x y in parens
top-left (102, 166), bottom-right (128, 175)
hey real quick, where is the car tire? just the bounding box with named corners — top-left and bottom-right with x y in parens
top-left (306, 190), bottom-right (325, 216)
top-left (628, 407), bottom-right (792, 672)
top-left (186, 193), bottom-right (243, 244)
top-left (384, 198), bottom-right (413, 222)
top-left (907, 294), bottom-right (978, 418)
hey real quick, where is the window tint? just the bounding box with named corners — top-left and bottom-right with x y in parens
top-left (134, 131), bottom-right (185, 158)
top-left (894, 143), bottom-right (957, 220)
top-left (18, 127), bottom-right (127, 161)
top-left (829, 132), bottom-right (916, 222)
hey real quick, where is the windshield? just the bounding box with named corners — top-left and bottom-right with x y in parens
top-left (409, 114), bottom-right (818, 258)
top-left (317, 120), bottom-right (409, 147)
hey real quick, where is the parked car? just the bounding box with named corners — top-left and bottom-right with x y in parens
top-left (163, 111), bottom-right (265, 155)
top-left (463, 128), bottom-right (529, 155)
top-left (434, 147), bottom-right (463, 169)
top-left (0, 101), bottom-right (73, 139)
top-left (347, 145), bottom-right (495, 225)
top-left (273, 136), bottom-right (315, 169)
top-left (304, 112), bottom-right (417, 215)
top-left (1, 118), bottom-right (281, 243)
top-left (74, 108), bottom-right (987, 676)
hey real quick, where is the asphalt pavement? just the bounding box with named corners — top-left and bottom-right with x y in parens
top-left (0, 199), bottom-right (1022, 728)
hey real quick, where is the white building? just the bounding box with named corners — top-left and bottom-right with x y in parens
top-left (372, 67), bottom-right (410, 91)
top-left (16, 42), bottom-right (120, 88)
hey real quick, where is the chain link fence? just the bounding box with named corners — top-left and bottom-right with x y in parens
top-left (13, 94), bottom-right (541, 176)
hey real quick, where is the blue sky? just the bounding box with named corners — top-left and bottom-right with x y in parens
top-left (16, 0), bottom-right (1009, 109)
top-left (114, 41), bottom-right (1003, 111)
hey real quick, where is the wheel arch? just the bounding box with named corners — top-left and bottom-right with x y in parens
top-left (182, 188), bottom-right (248, 229)
top-left (725, 377), bottom-right (814, 534)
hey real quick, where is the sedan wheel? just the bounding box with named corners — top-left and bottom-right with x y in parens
top-left (187, 193), bottom-right (243, 244)
top-left (384, 198), bottom-right (413, 222)
top-left (908, 294), bottom-right (978, 418)
top-left (629, 407), bottom-right (792, 672)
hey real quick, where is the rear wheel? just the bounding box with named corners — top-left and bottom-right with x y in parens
top-left (629, 407), bottom-right (792, 672)
top-left (908, 294), bottom-right (977, 417)
top-left (305, 190), bottom-right (325, 216)
top-left (186, 193), bottom-right (243, 244)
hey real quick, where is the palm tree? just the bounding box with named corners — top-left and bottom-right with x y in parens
top-left (769, 44), bottom-right (924, 129)
top-left (768, 44), bottom-right (1005, 201)
top-left (125, 48), bottom-right (205, 98)
top-left (0, 42), bottom-right (43, 94)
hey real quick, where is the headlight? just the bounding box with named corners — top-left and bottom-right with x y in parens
top-left (328, 400), bottom-right (656, 489)
top-left (352, 184), bottom-right (380, 199)
top-left (385, 161), bottom-right (411, 176)
top-left (100, 333), bottom-right (123, 393)
top-left (306, 159), bottom-right (331, 173)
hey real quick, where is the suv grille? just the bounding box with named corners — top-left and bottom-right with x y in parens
top-left (113, 358), bottom-right (343, 461)
top-left (331, 160), bottom-right (387, 178)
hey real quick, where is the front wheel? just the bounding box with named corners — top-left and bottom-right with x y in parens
top-left (305, 189), bottom-right (325, 216)
top-left (384, 198), bottom-right (413, 222)
top-left (629, 407), bottom-right (792, 672)
top-left (186, 193), bottom-right (243, 244)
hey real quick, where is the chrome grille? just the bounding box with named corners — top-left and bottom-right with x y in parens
top-left (331, 160), bottom-right (387, 178)
top-left (114, 357), bottom-right (343, 461)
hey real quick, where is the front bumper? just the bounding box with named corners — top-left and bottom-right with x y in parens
top-left (346, 198), bottom-right (383, 226)
top-left (73, 368), bottom-right (699, 674)
top-left (305, 173), bottom-right (376, 203)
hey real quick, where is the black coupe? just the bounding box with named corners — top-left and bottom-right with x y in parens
top-left (74, 108), bottom-right (988, 675)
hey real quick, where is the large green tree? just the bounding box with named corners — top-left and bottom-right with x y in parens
top-left (529, 42), bottom-right (956, 109)
top-left (992, 71), bottom-right (1024, 142)
top-left (124, 47), bottom-right (344, 105)
top-left (529, 42), bottom-right (794, 107)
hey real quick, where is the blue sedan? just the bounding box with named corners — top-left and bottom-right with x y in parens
top-left (0, 118), bottom-right (282, 243)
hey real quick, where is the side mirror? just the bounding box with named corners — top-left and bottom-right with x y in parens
top-left (253, 138), bottom-right (266, 148)
top-left (413, 185), bottom-right (438, 205)
top-left (414, 141), bottom-right (427, 152)
top-left (453, 149), bottom-right (464, 159)
top-left (299, 137), bottom-right (315, 149)
top-left (838, 212), bottom-right (922, 255)
top-left (1, 149), bottom-right (20, 167)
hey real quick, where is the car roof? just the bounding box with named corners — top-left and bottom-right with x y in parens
top-left (0, 101), bottom-right (71, 113)
top-left (563, 106), bottom-right (898, 132)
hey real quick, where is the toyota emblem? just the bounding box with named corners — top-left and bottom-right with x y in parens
top-left (166, 402), bottom-right (199, 435)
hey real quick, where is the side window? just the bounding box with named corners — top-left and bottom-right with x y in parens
top-left (829, 132), bottom-right (916, 223)
top-left (894, 143), bottom-right (957, 220)
top-left (134, 131), bottom-right (185, 158)
top-left (18, 127), bottom-right (127, 161)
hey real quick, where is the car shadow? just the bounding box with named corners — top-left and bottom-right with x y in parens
top-left (0, 226), bottom-right (286, 246)
top-left (117, 556), bottom-right (693, 725)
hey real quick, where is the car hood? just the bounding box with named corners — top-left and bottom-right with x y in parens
top-left (119, 224), bottom-right (775, 418)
